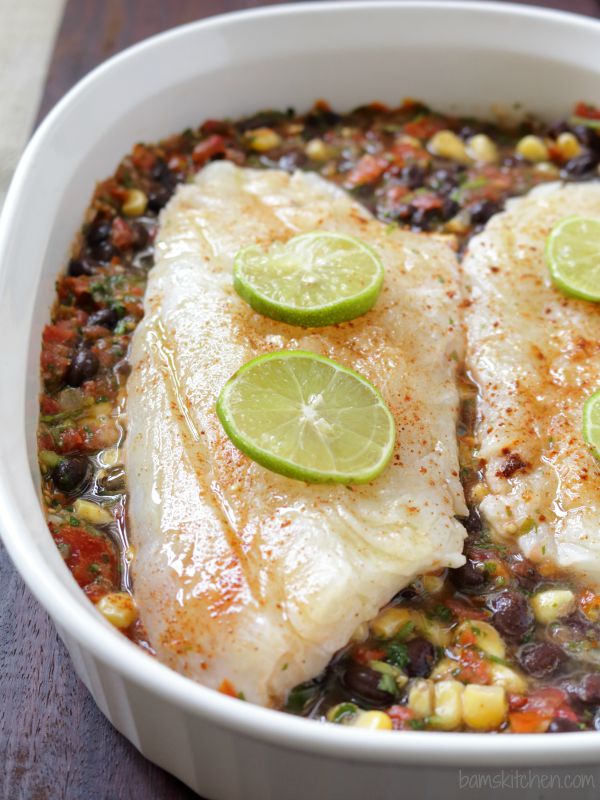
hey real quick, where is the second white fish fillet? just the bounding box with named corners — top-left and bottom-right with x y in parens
top-left (463, 181), bottom-right (600, 587)
top-left (126, 161), bottom-right (466, 706)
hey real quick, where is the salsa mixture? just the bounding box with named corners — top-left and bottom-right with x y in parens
top-left (38, 99), bottom-right (600, 732)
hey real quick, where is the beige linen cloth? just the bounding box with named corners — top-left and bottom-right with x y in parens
top-left (0, 0), bottom-right (65, 210)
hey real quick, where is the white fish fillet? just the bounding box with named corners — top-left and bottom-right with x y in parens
top-left (463, 181), bottom-right (600, 586)
top-left (126, 161), bottom-right (466, 706)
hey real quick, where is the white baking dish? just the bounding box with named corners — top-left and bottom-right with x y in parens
top-left (1, 3), bottom-right (600, 798)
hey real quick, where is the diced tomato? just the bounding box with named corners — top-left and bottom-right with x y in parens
top-left (52, 524), bottom-right (118, 592)
top-left (508, 693), bottom-right (528, 711)
top-left (345, 154), bottom-right (389, 188)
top-left (580, 589), bottom-right (600, 621)
top-left (59, 428), bottom-right (86, 453)
top-left (509, 710), bottom-right (550, 734)
top-left (388, 705), bottom-right (416, 730)
top-left (410, 193), bottom-right (443, 211)
top-left (218, 679), bottom-right (239, 698)
top-left (454, 646), bottom-right (491, 684)
top-left (385, 184), bottom-right (410, 204)
top-left (353, 645), bottom-right (387, 665)
top-left (444, 597), bottom-right (489, 621)
top-left (192, 135), bottom-right (226, 166)
top-left (574, 102), bottom-right (600, 120)
top-left (403, 116), bottom-right (448, 140)
top-left (41, 396), bottom-right (61, 415)
top-left (42, 320), bottom-right (78, 345)
top-left (131, 143), bottom-right (157, 171)
top-left (111, 217), bottom-right (134, 250)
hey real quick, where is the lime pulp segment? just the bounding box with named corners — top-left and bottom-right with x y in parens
top-left (545, 216), bottom-right (600, 302)
top-left (216, 350), bottom-right (395, 484)
top-left (233, 231), bottom-right (384, 327)
top-left (583, 390), bottom-right (600, 461)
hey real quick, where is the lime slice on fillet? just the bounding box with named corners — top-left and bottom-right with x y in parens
top-left (233, 231), bottom-right (384, 327)
top-left (216, 350), bottom-right (395, 484)
top-left (583, 390), bottom-right (600, 461)
top-left (545, 216), bottom-right (600, 302)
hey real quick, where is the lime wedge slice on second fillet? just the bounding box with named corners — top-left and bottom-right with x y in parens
top-left (233, 231), bottom-right (384, 327)
top-left (546, 216), bottom-right (600, 301)
top-left (216, 350), bottom-right (395, 484)
top-left (583, 390), bottom-right (600, 461)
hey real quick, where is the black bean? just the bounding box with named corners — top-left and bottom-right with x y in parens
top-left (86, 220), bottom-right (112, 246)
top-left (578, 674), bottom-right (600, 705)
top-left (405, 637), bottom-right (436, 677)
top-left (86, 308), bottom-right (119, 330)
top-left (429, 167), bottom-right (462, 195)
top-left (67, 258), bottom-right (95, 277)
top-left (401, 164), bottom-right (426, 189)
top-left (449, 558), bottom-right (487, 592)
top-left (393, 587), bottom-right (420, 603)
top-left (563, 151), bottom-right (599, 177)
top-left (440, 198), bottom-right (460, 221)
top-left (469, 200), bottom-right (502, 225)
top-left (150, 160), bottom-right (171, 183)
top-left (545, 120), bottom-right (571, 139)
top-left (52, 456), bottom-right (89, 493)
top-left (571, 126), bottom-right (600, 153)
top-left (518, 642), bottom-right (567, 678)
top-left (147, 187), bottom-right (172, 213)
top-left (342, 662), bottom-right (395, 707)
top-left (65, 348), bottom-right (99, 387)
top-left (462, 506), bottom-right (483, 536)
top-left (90, 240), bottom-right (116, 263)
top-left (98, 465), bottom-right (125, 494)
top-left (129, 221), bottom-right (150, 250)
top-left (490, 590), bottom-right (533, 640)
top-left (509, 555), bottom-right (540, 591)
top-left (410, 207), bottom-right (434, 231)
top-left (547, 717), bottom-right (580, 733)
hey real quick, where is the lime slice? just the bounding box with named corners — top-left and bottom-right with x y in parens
top-left (545, 216), bottom-right (600, 301)
top-left (216, 350), bottom-right (395, 484)
top-left (233, 231), bottom-right (384, 327)
top-left (583, 390), bottom-right (600, 460)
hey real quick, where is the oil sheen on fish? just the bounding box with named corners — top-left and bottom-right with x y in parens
top-left (126, 161), bottom-right (466, 705)
top-left (463, 182), bottom-right (600, 586)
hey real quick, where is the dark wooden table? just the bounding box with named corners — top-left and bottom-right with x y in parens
top-left (2, 1), bottom-right (600, 798)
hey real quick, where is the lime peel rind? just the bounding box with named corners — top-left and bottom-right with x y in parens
top-left (583, 390), bottom-right (600, 461)
top-left (216, 350), bottom-right (395, 484)
top-left (233, 231), bottom-right (384, 328)
top-left (545, 215), bottom-right (600, 302)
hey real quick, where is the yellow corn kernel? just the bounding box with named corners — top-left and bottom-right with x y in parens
top-left (461, 684), bottom-right (507, 731)
top-left (351, 622), bottom-right (369, 643)
top-left (428, 130), bottom-right (470, 164)
top-left (534, 161), bottom-right (560, 176)
top-left (419, 616), bottom-right (452, 648)
top-left (370, 607), bottom-right (415, 639)
top-left (96, 592), bottom-right (138, 629)
top-left (89, 401), bottom-right (113, 420)
top-left (531, 589), bottom-right (576, 624)
top-left (445, 213), bottom-right (470, 235)
top-left (122, 188), bottom-right (148, 217)
top-left (422, 573), bottom-right (446, 595)
top-left (98, 446), bottom-right (120, 468)
top-left (454, 620), bottom-right (506, 659)
top-left (489, 662), bottom-right (528, 694)
top-left (467, 134), bottom-right (499, 163)
top-left (430, 657), bottom-right (457, 681)
top-left (429, 680), bottom-right (464, 730)
top-left (246, 127), bottom-right (282, 152)
top-left (305, 138), bottom-right (336, 160)
top-left (556, 132), bottom-right (581, 161)
top-left (408, 679), bottom-right (434, 718)
top-left (398, 134), bottom-right (422, 148)
top-left (516, 135), bottom-right (549, 162)
top-left (73, 498), bottom-right (114, 526)
top-left (470, 482), bottom-right (489, 504)
top-left (352, 711), bottom-right (393, 730)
